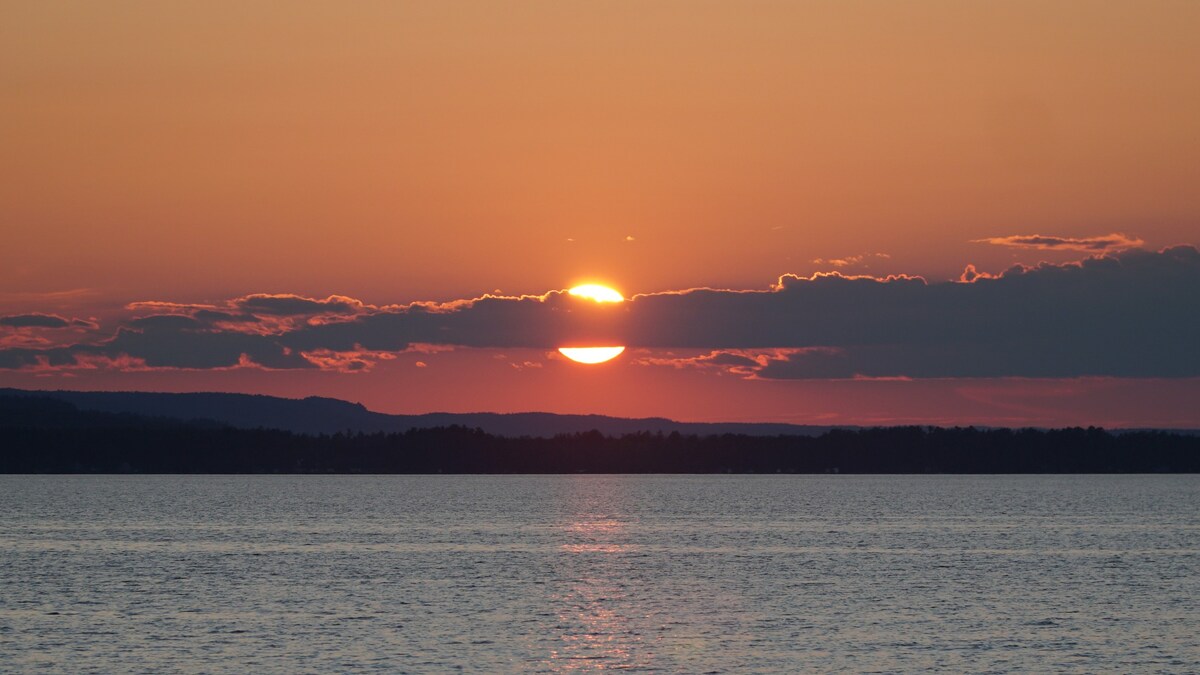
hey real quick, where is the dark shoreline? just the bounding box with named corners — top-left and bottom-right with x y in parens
top-left (4, 396), bottom-right (1199, 474)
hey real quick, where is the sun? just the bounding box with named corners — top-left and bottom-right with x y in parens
top-left (568, 284), bottom-right (624, 303)
top-left (558, 346), bottom-right (626, 364)
top-left (559, 284), bottom-right (626, 364)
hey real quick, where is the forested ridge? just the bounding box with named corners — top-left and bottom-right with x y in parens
top-left (2, 396), bottom-right (1197, 473)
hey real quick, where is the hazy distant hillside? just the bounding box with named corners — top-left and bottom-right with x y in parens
top-left (0, 388), bottom-right (843, 437)
top-left (4, 395), bottom-right (1199, 474)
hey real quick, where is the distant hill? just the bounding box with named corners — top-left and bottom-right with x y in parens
top-left (3, 395), bottom-right (1199, 474)
top-left (0, 388), bottom-right (846, 437)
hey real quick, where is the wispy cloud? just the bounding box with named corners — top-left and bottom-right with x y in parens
top-left (811, 252), bottom-right (891, 268)
top-left (633, 349), bottom-right (807, 376)
top-left (974, 233), bottom-right (1144, 252)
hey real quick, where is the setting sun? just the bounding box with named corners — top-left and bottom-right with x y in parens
top-left (568, 284), bottom-right (624, 303)
top-left (560, 284), bottom-right (625, 363)
top-left (4, 2), bottom-right (1200, 672)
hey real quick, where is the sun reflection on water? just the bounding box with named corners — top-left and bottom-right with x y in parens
top-left (560, 520), bottom-right (636, 554)
top-left (543, 497), bottom-right (655, 671)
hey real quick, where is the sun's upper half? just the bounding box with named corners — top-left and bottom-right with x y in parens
top-left (568, 284), bottom-right (624, 303)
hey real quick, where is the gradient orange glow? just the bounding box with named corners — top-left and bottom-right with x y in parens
top-left (3, 3), bottom-right (1198, 303)
top-left (2, 2), bottom-right (1199, 427)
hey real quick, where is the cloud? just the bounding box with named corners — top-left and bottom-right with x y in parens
top-left (958, 264), bottom-right (995, 283)
top-left (126, 315), bottom-right (205, 330)
top-left (811, 252), bottom-right (891, 268)
top-left (0, 313), bottom-right (73, 328)
top-left (301, 349), bottom-right (395, 373)
top-left (232, 293), bottom-right (367, 316)
top-left (192, 309), bottom-right (262, 324)
top-left (103, 325), bottom-right (312, 370)
top-left (634, 349), bottom-right (803, 376)
top-left (0, 346), bottom-right (92, 370)
top-left (0, 288), bottom-right (97, 305)
top-left (0, 313), bottom-right (95, 330)
top-left (125, 301), bottom-right (216, 313)
top-left (1, 246), bottom-right (1197, 378)
top-left (974, 233), bottom-right (1144, 251)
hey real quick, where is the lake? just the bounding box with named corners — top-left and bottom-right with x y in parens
top-left (1, 475), bottom-right (1198, 672)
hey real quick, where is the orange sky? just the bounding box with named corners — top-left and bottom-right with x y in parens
top-left (5, 2), bottom-right (1199, 301)
top-left (2, 2), bottom-right (1199, 425)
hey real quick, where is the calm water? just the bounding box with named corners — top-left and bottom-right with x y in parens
top-left (1, 475), bottom-right (1198, 673)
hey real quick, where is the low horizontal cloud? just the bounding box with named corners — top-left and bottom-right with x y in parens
top-left (1, 246), bottom-right (1197, 379)
top-left (0, 313), bottom-right (72, 328)
top-left (974, 233), bottom-right (1144, 251)
top-left (0, 313), bottom-right (96, 329)
top-left (233, 294), bottom-right (367, 316)
top-left (811, 252), bottom-right (891, 268)
top-left (192, 309), bottom-right (261, 324)
top-left (634, 349), bottom-right (807, 376)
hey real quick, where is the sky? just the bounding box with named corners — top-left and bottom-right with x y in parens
top-left (2, 1), bottom-right (1199, 427)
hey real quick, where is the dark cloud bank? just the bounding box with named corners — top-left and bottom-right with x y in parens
top-left (0, 313), bottom-right (93, 329)
top-left (1, 246), bottom-right (1197, 379)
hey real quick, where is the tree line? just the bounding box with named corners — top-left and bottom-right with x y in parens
top-left (1, 395), bottom-right (1197, 473)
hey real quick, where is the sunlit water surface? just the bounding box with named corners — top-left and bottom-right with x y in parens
top-left (1, 475), bottom-right (1198, 673)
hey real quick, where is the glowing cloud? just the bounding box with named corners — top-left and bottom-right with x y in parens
top-left (3, 247), bottom-right (1199, 377)
top-left (973, 233), bottom-right (1144, 252)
